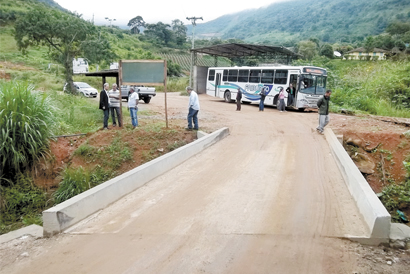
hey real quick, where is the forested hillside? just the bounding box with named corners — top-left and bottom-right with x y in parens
top-left (193, 0), bottom-right (410, 45)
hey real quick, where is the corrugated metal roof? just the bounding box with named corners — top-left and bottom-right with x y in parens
top-left (190, 43), bottom-right (300, 59)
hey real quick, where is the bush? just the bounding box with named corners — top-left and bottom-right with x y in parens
top-left (0, 173), bottom-right (47, 234)
top-left (53, 165), bottom-right (113, 204)
top-left (0, 81), bottom-right (57, 182)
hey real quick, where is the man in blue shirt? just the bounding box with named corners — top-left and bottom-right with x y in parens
top-left (186, 86), bottom-right (200, 130)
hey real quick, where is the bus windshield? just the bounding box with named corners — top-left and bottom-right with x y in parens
top-left (300, 74), bottom-right (327, 95)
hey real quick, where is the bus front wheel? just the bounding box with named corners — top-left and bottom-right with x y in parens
top-left (224, 91), bottom-right (232, 103)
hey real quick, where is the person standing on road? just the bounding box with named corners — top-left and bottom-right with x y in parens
top-left (236, 88), bottom-right (242, 111)
top-left (286, 83), bottom-right (296, 106)
top-left (99, 83), bottom-right (110, 130)
top-left (278, 87), bottom-right (286, 112)
top-left (128, 87), bottom-right (139, 128)
top-left (316, 90), bottom-right (332, 134)
top-left (186, 86), bottom-right (200, 130)
top-left (259, 87), bottom-right (266, 111)
top-left (109, 83), bottom-right (122, 127)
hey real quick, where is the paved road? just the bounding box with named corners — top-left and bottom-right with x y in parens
top-left (8, 93), bottom-right (368, 273)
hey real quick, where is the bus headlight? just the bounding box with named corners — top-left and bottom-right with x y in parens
top-left (300, 99), bottom-right (309, 106)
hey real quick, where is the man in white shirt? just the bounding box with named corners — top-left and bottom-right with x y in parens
top-left (186, 86), bottom-right (200, 130)
top-left (109, 83), bottom-right (121, 127)
top-left (128, 87), bottom-right (139, 128)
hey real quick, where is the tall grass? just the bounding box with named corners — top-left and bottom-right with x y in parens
top-left (0, 80), bottom-right (57, 181)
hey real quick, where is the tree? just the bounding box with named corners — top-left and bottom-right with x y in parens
top-left (298, 40), bottom-right (318, 60)
top-left (167, 60), bottom-right (182, 77)
top-left (364, 36), bottom-right (374, 53)
top-left (171, 19), bottom-right (187, 47)
top-left (127, 16), bottom-right (145, 34)
top-left (144, 22), bottom-right (174, 46)
top-left (386, 22), bottom-right (410, 35)
top-left (320, 44), bottom-right (334, 59)
top-left (14, 5), bottom-right (115, 94)
top-left (403, 31), bottom-right (410, 44)
top-left (373, 34), bottom-right (395, 50)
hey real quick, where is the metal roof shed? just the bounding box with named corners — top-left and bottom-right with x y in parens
top-left (85, 69), bottom-right (119, 90)
top-left (190, 43), bottom-right (300, 65)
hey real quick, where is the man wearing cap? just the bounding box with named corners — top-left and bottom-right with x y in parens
top-left (186, 86), bottom-right (200, 130)
top-left (128, 87), bottom-right (139, 128)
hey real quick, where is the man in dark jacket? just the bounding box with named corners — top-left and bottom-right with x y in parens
top-left (236, 88), bottom-right (242, 111)
top-left (99, 83), bottom-right (110, 130)
top-left (286, 83), bottom-right (296, 106)
top-left (316, 90), bottom-right (332, 134)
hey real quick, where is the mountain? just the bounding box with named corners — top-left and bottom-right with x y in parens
top-left (191, 0), bottom-right (410, 44)
top-left (36, 0), bottom-right (66, 11)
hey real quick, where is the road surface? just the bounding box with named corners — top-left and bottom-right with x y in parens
top-left (5, 93), bottom-right (368, 273)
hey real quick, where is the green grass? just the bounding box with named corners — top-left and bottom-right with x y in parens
top-left (295, 58), bottom-right (410, 118)
top-left (156, 76), bottom-right (189, 92)
top-left (0, 173), bottom-right (47, 234)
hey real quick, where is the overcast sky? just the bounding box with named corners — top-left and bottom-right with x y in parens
top-left (55, 0), bottom-right (287, 27)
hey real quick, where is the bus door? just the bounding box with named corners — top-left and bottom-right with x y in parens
top-left (215, 73), bottom-right (221, 97)
top-left (296, 74), bottom-right (305, 100)
top-left (289, 74), bottom-right (298, 107)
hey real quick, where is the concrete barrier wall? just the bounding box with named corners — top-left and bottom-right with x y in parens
top-left (43, 127), bottom-right (230, 237)
top-left (325, 128), bottom-right (391, 243)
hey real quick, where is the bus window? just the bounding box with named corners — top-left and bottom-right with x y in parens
top-left (301, 75), bottom-right (316, 94)
top-left (274, 70), bottom-right (288, 84)
top-left (261, 70), bottom-right (274, 84)
top-left (223, 70), bottom-right (228, 81)
top-left (228, 70), bottom-right (238, 82)
top-left (238, 70), bottom-right (249, 83)
top-left (208, 70), bottom-right (215, 81)
top-left (249, 70), bottom-right (261, 83)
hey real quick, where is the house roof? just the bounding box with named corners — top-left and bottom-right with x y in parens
top-left (346, 47), bottom-right (388, 53)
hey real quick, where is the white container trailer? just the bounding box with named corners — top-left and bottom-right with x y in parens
top-left (73, 58), bottom-right (89, 74)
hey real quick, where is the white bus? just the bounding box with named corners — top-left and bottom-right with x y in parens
top-left (206, 65), bottom-right (327, 110)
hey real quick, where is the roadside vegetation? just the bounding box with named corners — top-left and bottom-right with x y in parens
top-left (1, 0), bottom-right (410, 234)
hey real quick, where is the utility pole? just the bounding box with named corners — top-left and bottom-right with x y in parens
top-left (186, 16), bottom-right (203, 88)
top-left (105, 17), bottom-right (116, 27)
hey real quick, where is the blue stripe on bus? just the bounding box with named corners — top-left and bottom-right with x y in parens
top-left (210, 82), bottom-right (285, 101)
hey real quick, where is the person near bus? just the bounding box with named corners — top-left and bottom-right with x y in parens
top-left (236, 88), bottom-right (242, 111)
top-left (186, 86), bottom-right (200, 130)
top-left (278, 87), bottom-right (286, 112)
top-left (109, 83), bottom-right (122, 127)
top-left (259, 88), bottom-right (266, 111)
top-left (99, 83), bottom-right (110, 130)
top-left (316, 90), bottom-right (332, 134)
top-left (286, 83), bottom-right (296, 106)
top-left (128, 87), bottom-right (139, 128)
